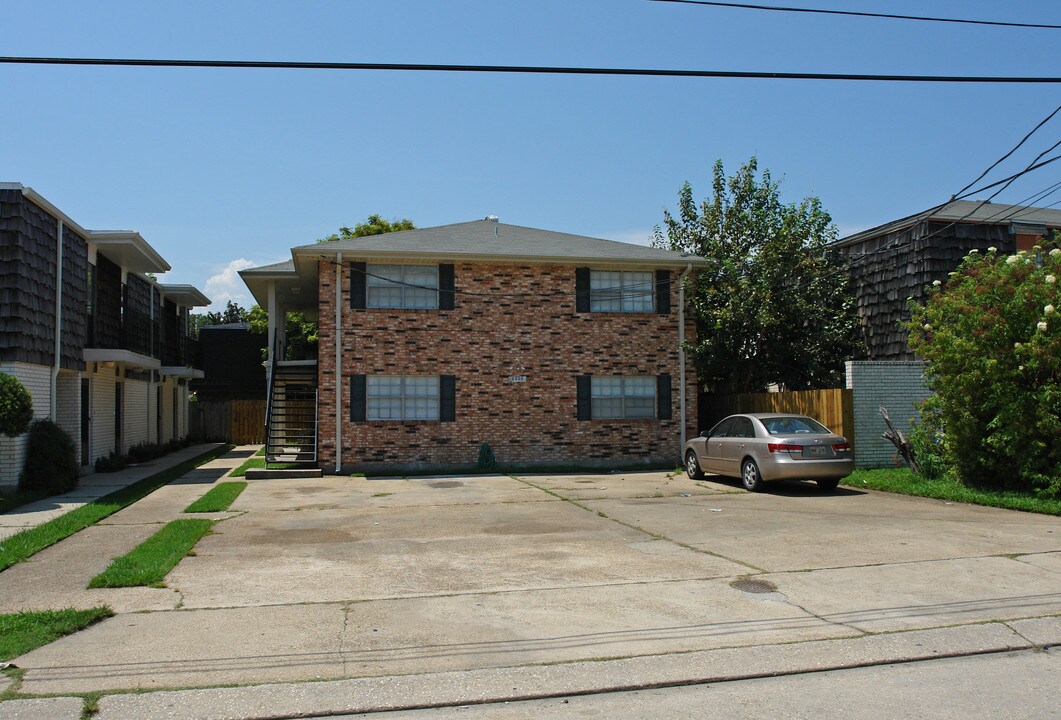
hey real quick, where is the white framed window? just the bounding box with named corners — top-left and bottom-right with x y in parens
top-left (590, 270), bottom-right (654, 313)
top-left (591, 376), bottom-right (656, 419)
top-left (367, 375), bottom-right (440, 421)
top-left (367, 264), bottom-right (439, 309)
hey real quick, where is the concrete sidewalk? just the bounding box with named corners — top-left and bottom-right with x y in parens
top-left (0, 443), bottom-right (239, 541)
top-left (0, 445), bottom-right (256, 615)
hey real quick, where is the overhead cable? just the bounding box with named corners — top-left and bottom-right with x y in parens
top-left (0, 56), bottom-right (1058, 83)
top-left (649, 0), bottom-right (1061, 30)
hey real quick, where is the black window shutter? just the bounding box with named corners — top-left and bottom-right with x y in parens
top-left (657, 374), bottom-right (672, 420)
top-left (350, 375), bottom-right (367, 422)
top-left (576, 375), bottom-right (592, 421)
top-left (439, 264), bottom-right (455, 310)
top-left (440, 375), bottom-right (456, 421)
top-left (655, 269), bottom-right (671, 314)
top-left (575, 267), bottom-right (591, 312)
top-left (350, 262), bottom-right (367, 309)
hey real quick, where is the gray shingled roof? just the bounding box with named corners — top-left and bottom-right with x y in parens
top-left (836, 200), bottom-right (1061, 247)
top-left (292, 219), bottom-right (705, 266)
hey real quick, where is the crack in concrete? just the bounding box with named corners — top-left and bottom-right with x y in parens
top-left (338, 603), bottom-right (351, 676)
top-left (511, 475), bottom-right (765, 573)
top-left (1006, 553), bottom-right (1061, 577)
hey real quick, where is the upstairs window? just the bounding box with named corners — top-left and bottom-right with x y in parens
top-left (590, 271), bottom-right (654, 313)
top-left (367, 264), bottom-right (439, 309)
top-left (575, 268), bottom-right (670, 314)
top-left (351, 263), bottom-right (454, 310)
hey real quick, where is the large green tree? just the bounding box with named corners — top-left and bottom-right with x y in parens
top-left (654, 158), bottom-right (861, 392)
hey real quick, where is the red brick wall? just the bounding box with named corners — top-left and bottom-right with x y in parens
top-left (317, 261), bottom-right (697, 471)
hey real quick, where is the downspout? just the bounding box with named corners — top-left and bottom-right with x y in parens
top-left (52, 219), bottom-right (64, 420)
top-left (678, 263), bottom-right (693, 456)
top-left (334, 253), bottom-right (343, 474)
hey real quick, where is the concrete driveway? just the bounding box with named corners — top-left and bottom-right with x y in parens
top-left (4, 459), bottom-right (1061, 710)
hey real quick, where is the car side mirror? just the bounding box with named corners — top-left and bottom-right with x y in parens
top-left (700, 430), bottom-right (709, 438)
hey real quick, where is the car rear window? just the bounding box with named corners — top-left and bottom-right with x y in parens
top-left (763, 417), bottom-right (831, 435)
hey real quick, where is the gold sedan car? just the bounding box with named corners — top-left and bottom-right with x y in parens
top-left (684, 413), bottom-right (853, 492)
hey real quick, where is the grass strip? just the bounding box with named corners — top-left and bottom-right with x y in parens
top-left (0, 607), bottom-right (113, 661)
top-left (184, 482), bottom-right (247, 513)
top-left (255, 445), bottom-right (266, 457)
top-left (229, 457), bottom-right (301, 477)
top-left (0, 444), bottom-right (232, 573)
top-left (849, 468), bottom-right (1061, 516)
top-left (89, 519), bottom-right (213, 588)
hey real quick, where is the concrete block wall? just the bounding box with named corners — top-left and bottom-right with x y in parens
top-left (0, 362), bottom-right (53, 490)
top-left (846, 360), bottom-right (931, 468)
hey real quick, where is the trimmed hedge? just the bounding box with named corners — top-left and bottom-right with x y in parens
top-left (0, 372), bottom-right (33, 437)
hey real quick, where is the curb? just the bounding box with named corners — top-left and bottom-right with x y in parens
top-left (90, 619), bottom-right (1060, 720)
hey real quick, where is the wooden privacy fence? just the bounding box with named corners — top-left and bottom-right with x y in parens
top-left (190, 399), bottom-right (266, 444)
top-left (701, 388), bottom-right (855, 443)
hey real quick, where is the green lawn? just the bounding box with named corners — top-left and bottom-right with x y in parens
top-left (229, 457), bottom-right (301, 477)
top-left (0, 444), bottom-right (232, 573)
top-left (184, 482), bottom-right (247, 512)
top-left (848, 468), bottom-right (1061, 516)
top-left (88, 519), bottom-right (214, 588)
top-left (0, 607), bottom-right (113, 661)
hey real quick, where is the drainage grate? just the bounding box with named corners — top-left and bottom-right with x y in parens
top-left (730, 578), bottom-right (777, 594)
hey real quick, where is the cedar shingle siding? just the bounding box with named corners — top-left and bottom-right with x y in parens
top-left (0, 189), bottom-right (88, 369)
top-left (124, 274), bottom-right (154, 357)
top-left (94, 253), bottom-right (123, 350)
top-left (840, 220), bottom-right (1014, 360)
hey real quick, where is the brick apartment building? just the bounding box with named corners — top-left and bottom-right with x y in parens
top-left (241, 218), bottom-right (705, 473)
top-left (0, 183), bottom-right (209, 489)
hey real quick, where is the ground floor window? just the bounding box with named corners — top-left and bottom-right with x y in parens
top-left (591, 376), bottom-right (656, 419)
top-left (367, 375), bottom-right (440, 421)
top-left (577, 374), bottom-right (671, 421)
top-left (351, 373), bottom-right (460, 424)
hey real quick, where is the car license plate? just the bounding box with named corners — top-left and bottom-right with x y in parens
top-left (806, 446), bottom-right (829, 458)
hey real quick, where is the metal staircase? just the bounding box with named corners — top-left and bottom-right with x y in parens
top-left (265, 363), bottom-right (319, 464)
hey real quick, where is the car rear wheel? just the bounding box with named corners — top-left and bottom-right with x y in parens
top-left (816, 477), bottom-right (840, 492)
top-left (741, 458), bottom-right (762, 492)
top-left (686, 450), bottom-right (704, 479)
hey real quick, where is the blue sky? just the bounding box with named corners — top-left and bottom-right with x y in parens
top-left (4, 0), bottom-right (1059, 312)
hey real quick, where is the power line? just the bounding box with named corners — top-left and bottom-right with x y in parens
top-left (952, 104), bottom-right (1061, 200)
top-left (649, 0), bottom-right (1061, 30)
top-left (0, 56), bottom-right (1059, 84)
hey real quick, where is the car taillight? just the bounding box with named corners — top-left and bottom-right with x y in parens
top-left (833, 442), bottom-right (851, 453)
top-left (768, 443), bottom-right (803, 454)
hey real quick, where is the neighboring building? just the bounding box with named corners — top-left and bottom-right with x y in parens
top-left (190, 323), bottom-right (266, 401)
top-left (834, 200), bottom-right (1061, 360)
top-left (240, 218), bottom-right (705, 473)
top-left (0, 183), bottom-right (209, 489)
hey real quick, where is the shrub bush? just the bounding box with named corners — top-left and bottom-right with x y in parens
top-left (907, 395), bottom-right (949, 480)
top-left (18, 419), bottom-right (79, 495)
top-left (0, 373), bottom-right (33, 437)
top-left (94, 450), bottom-right (130, 473)
top-left (908, 245), bottom-right (1061, 495)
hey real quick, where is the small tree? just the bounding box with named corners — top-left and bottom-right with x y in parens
top-left (908, 246), bottom-right (1061, 494)
top-left (654, 158), bottom-right (861, 392)
top-left (0, 372), bottom-right (33, 437)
